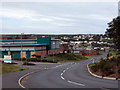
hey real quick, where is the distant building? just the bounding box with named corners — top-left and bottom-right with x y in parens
top-left (118, 1), bottom-right (120, 16)
top-left (0, 37), bottom-right (60, 59)
top-left (60, 44), bottom-right (69, 53)
top-left (80, 50), bottom-right (99, 55)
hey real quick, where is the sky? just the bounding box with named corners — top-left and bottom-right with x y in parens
top-left (0, 0), bottom-right (120, 34)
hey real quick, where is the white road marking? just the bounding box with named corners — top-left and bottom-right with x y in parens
top-left (67, 80), bottom-right (85, 86)
top-left (45, 68), bottom-right (48, 69)
top-left (61, 76), bottom-right (65, 80)
top-left (18, 75), bottom-right (27, 88)
top-left (60, 63), bottom-right (85, 87)
top-left (63, 70), bottom-right (66, 73)
top-left (61, 73), bottom-right (63, 76)
top-left (52, 64), bottom-right (65, 69)
top-left (66, 68), bottom-right (69, 70)
top-left (69, 66), bottom-right (72, 69)
top-left (18, 71), bottom-right (40, 88)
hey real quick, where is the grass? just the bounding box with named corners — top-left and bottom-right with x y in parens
top-left (109, 51), bottom-right (120, 56)
top-left (42, 53), bottom-right (88, 63)
top-left (57, 59), bottom-right (84, 63)
top-left (0, 63), bottom-right (28, 74)
top-left (0, 63), bottom-right (2, 74)
top-left (88, 55), bottom-right (120, 78)
top-left (84, 55), bottom-right (98, 58)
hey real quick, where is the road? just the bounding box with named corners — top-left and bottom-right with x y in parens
top-left (24, 51), bottom-right (119, 89)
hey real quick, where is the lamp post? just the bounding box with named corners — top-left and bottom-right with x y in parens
top-left (53, 41), bottom-right (55, 62)
top-left (21, 32), bottom-right (24, 67)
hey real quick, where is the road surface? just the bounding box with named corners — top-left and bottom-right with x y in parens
top-left (24, 52), bottom-right (119, 89)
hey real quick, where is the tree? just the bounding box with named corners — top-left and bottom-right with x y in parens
top-left (106, 16), bottom-right (120, 50)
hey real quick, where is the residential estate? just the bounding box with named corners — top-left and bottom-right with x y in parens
top-left (0, 34), bottom-right (113, 60)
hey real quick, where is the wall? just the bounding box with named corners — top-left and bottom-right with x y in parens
top-left (31, 51), bottom-right (36, 58)
top-left (21, 51), bottom-right (26, 58)
top-left (1, 47), bottom-right (34, 51)
top-left (37, 37), bottom-right (51, 49)
top-left (1, 46), bottom-right (47, 51)
top-left (51, 40), bottom-right (60, 49)
top-left (81, 50), bottom-right (99, 55)
top-left (35, 50), bottom-right (47, 56)
top-left (1, 41), bottom-right (36, 45)
top-left (48, 49), bottom-right (60, 55)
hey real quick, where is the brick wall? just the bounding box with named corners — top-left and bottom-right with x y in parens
top-left (31, 51), bottom-right (36, 58)
top-left (48, 49), bottom-right (60, 55)
top-left (35, 50), bottom-right (47, 56)
top-left (21, 51), bottom-right (26, 58)
top-left (81, 50), bottom-right (99, 55)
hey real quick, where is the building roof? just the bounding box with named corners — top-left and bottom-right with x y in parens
top-left (0, 44), bottom-right (48, 47)
top-left (1, 38), bottom-right (60, 42)
top-left (0, 39), bottom-right (37, 42)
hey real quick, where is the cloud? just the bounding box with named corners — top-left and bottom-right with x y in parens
top-left (1, 0), bottom-right (119, 2)
top-left (0, 8), bottom-right (35, 19)
top-left (1, 2), bottom-right (118, 34)
top-left (61, 13), bottom-right (112, 22)
top-left (0, 7), bottom-right (74, 23)
top-left (30, 17), bottom-right (54, 22)
top-left (89, 14), bottom-right (113, 21)
top-left (52, 22), bottom-right (74, 26)
top-left (51, 16), bottom-right (74, 21)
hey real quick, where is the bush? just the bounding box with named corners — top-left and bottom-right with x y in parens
top-left (89, 63), bottom-right (99, 72)
top-left (3, 62), bottom-right (18, 64)
top-left (20, 68), bottom-right (26, 71)
top-left (32, 54), bottom-right (41, 58)
top-left (42, 58), bottom-right (58, 63)
top-left (13, 58), bottom-right (26, 61)
top-left (90, 55), bottom-right (120, 77)
top-left (23, 62), bottom-right (36, 65)
top-left (24, 58), bottom-right (42, 62)
top-left (56, 53), bottom-right (86, 61)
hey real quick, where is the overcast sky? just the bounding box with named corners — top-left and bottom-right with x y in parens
top-left (0, 0), bottom-right (119, 34)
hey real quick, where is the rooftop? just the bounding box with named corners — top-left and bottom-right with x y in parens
top-left (0, 44), bottom-right (48, 47)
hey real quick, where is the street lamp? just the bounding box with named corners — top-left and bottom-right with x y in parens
top-left (53, 41), bottom-right (55, 62)
top-left (92, 58), bottom-right (95, 63)
top-left (21, 32), bottom-right (24, 67)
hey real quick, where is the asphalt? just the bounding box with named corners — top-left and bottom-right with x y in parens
top-left (2, 69), bottom-right (34, 88)
top-left (0, 75), bottom-right (2, 90)
top-left (24, 52), bottom-right (119, 89)
top-left (1, 51), bottom-right (120, 90)
top-left (2, 61), bottom-right (61, 89)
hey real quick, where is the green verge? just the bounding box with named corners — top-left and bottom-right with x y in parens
top-left (0, 63), bottom-right (28, 74)
top-left (88, 55), bottom-right (120, 78)
top-left (42, 53), bottom-right (88, 63)
top-left (108, 50), bottom-right (120, 56)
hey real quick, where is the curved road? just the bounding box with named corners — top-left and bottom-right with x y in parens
top-left (24, 51), bottom-right (119, 89)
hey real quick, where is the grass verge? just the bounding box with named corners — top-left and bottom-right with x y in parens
top-left (42, 53), bottom-right (88, 63)
top-left (0, 63), bottom-right (28, 74)
top-left (88, 55), bottom-right (120, 79)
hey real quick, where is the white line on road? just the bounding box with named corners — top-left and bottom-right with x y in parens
top-left (66, 68), bottom-right (69, 70)
top-left (61, 73), bottom-right (63, 76)
top-left (45, 68), bottom-right (48, 69)
top-left (63, 70), bottom-right (66, 73)
top-left (60, 63), bottom-right (85, 87)
top-left (61, 76), bottom-right (65, 80)
top-left (67, 80), bottom-right (85, 86)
